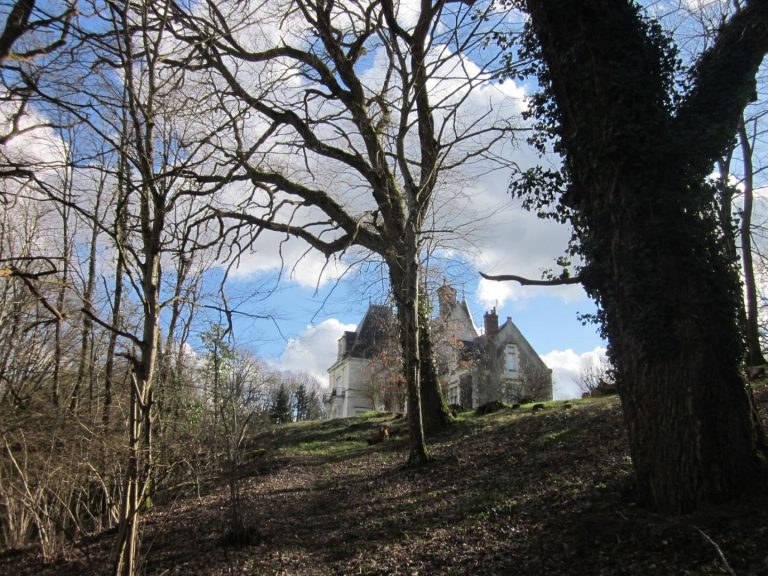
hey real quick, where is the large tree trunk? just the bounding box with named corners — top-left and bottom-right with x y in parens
top-left (389, 246), bottom-right (430, 465)
top-left (418, 300), bottom-right (453, 435)
top-left (610, 176), bottom-right (767, 512)
top-left (524, 0), bottom-right (768, 512)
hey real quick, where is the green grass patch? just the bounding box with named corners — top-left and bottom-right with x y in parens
top-left (283, 438), bottom-right (368, 458)
top-left (250, 411), bottom-right (405, 458)
top-left (533, 428), bottom-right (572, 447)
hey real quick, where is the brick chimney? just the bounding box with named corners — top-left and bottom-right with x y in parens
top-left (437, 282), bottom-right (457, 318)
top-left (484, 307), bottom-right (499, 338)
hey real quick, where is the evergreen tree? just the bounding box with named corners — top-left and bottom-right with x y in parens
top-left (293, 384), bottom-right (308, 421)
top-left (306, 390), bottom-right (323, 421)
top-left (271, 384), bottom-right (292, 424)
top-left (201, 324), bottom-right (235, 444)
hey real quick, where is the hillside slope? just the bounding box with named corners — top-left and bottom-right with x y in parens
top-left (3, 385), bottom-right (768, 575)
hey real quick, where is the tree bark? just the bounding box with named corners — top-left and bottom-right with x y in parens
top-left (112, 229), bottom-right (161, 576)
top-left (390, 246), bottom-right (430, 465)
top-left (112, 378), bottom-right (140, 576)
top-left (53, 196), bottom-right (71, 408)
top-left (111, 1), bottom-right (165, 568)
top-left (419, 300), bottom-right (453, 435)
top-left (523, 0), bottom-right (768, 512)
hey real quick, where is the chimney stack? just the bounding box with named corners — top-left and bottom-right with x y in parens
top-left (484, 307), bottom-right (499, 338)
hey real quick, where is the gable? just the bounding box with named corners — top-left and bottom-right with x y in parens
top-left (434, 299), bottom-right (478, 342)
top-left (493, 319), bottom-right (549, 372)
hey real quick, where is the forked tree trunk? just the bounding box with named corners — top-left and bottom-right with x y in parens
top-left (112, 268), bottom-right (160, 575)
top-left (113, 378), bottom-right (141, 576)
top-left (524, 0), bottom-right (768, 512)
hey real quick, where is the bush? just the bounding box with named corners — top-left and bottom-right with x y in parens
top-left (475, 401), bottom-right (507, 416)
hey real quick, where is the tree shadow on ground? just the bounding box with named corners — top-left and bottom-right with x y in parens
top-left (4, 391), bottom-right (768, 576)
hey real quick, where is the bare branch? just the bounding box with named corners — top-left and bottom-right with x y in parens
top-left (0, 264), bottom-right (65, 321)
top-left (479, 271), bottom-right (582, 286)
top-left (80, 306), bottom-right (142, 348)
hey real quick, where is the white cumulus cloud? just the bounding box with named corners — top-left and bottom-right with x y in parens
top-left (276, 318), bottom-right (357, 386)
top-left (541, 346), bottom-right (608, 400)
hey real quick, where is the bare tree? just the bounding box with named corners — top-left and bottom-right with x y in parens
top-left (360, 318), bottom-right (406, 413)
top-left (736, 113), bottom-right (768, 367)
top-left (49, 2), bottom-right (233, 571)
top-left (519, 356), bottom-right (553, 401)
top-left (1, 0), bottom-right (76, 183)
top-left (218, 347), bottom-right (267, 543)
top-left (577, 355), bottom-right (615, 397)
top-left (0, 1), bottom-right (228, 564)
top-left (0, 193), bottom-right (59, 407)
top-left (168, 0), bottom-right (518, 464)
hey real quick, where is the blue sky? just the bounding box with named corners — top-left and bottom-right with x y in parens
top-left (204, 0), bottom-right (762, 401)
top-left (179, 1), bottom-right (610, 400)
top-left (3, 0), bottom-right (765, 404)
top-left (180, 0), bottom-right (762, 403)
top-left (221, 248), bottom-right (608, 400)
top-left (2, 0), bottom-right (617, 401)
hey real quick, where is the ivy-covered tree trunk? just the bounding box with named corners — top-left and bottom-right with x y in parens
top-left (522, 0), bottom-right (768, 513)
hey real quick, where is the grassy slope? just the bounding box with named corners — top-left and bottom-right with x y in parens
top-left (3, 386), bottom-right (768, 575)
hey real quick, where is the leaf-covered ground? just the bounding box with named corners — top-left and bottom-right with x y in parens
top-left (3, 383), bottom-right (768, 575)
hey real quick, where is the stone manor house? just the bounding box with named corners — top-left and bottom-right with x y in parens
top-left (324, 284), bottom-right (553, 418)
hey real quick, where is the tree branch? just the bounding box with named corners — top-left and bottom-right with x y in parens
top-left (215, 209), bottom-right (366, 258)
top-left (0, 0), bottom-right (36, 61)
top-left (0, 264), bottom-right (65, 321)
top-left (0, 0), bottom-right (75, 62)
top-left (81, 306), bottom-right (143, 348)
top-left (479, 271), bottom-right (582, 286)
top-left (675, 0), bottom-right (768, 175)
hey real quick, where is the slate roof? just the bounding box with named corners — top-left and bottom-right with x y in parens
top-left (344, 304), bottom-right (393, 359)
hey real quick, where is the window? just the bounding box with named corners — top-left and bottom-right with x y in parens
top-left (447, 384), bottom-right (459, 406)
top-left (335, 373), bottom-right (343, 395)
top-left (505, 344), bottom-right (518, 374)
